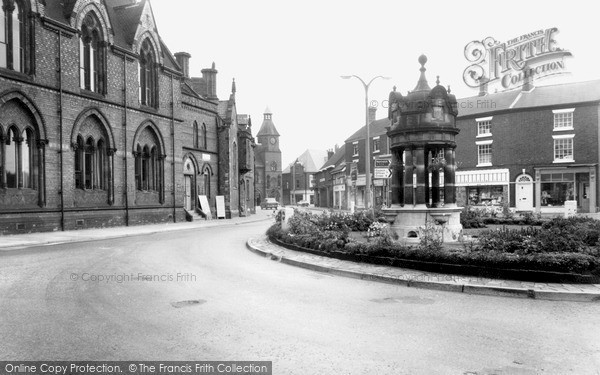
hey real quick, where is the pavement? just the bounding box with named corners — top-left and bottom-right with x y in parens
top-left (3, 206), bottom-right (600, 303)
top-left (0, 209), bottom-right (274, 251)
top-left (247, 236), bottom-right (600, 302)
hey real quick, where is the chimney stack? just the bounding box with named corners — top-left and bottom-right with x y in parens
top-left (522, 65), bottom-right (534, 92)
top-left (174, 52), bottom-right (191, 79)
top-left (201, 62), bottom-right (218, 101)
top-left (478, 75), bottom-right (488, 97)
top-left (368, 106), bottom-right (377, 125)
top-left (327, 148), bottom-right (334, 160)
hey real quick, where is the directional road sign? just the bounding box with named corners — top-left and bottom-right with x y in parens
top-left (374, 168), bottom-right (391, 179)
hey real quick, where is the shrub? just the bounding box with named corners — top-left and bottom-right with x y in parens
top-left (265, 223), bottom-right (600, 275)
top-left (418, 220), bottom-right (443, 252)
top-left (461, 207), bottom-right (486, 228)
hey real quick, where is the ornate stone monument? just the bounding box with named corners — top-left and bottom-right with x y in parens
top-left (384, 55), bottom-right (463, 242)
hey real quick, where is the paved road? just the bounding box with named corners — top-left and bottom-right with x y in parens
top-left (1, 220), bottom-right (599, 374)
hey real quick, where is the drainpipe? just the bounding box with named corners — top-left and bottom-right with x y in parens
top-left (122, 53), bottom-right (129, 226)
top-left (57, 30), bottom-right (65, 231)
top-left (171, 73), bottom-right (176, 223)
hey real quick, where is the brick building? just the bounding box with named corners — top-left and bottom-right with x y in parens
top-left (282, 149), bottom-right (327, 206)
top-left (254, 107), bottom-right (282, 206)
top-left (342, 107), bottom-right (392, 210)
top-left (455, 79), bottom-right (600, 215)
top-left (0, 0), bottom-right (255, 234)
top-left (314, 144), bottom-right (345, 209)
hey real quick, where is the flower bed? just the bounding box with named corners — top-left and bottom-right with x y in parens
top-left (269, 210), bottom-right (600, 283)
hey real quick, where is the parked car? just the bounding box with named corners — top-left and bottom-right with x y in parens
top-left (261, 198), bottom-right (279, 209)
top-left (297, 200), bottom-right (310, 207)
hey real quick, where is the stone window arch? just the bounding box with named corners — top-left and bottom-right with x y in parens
top-left (132, 122), bottom-right (165, 204)
top-left (0, 92), bottom-right (47, 207)
top-left (79, 11), bottom-right (106, 93)
top-left (71, 109), bottom-right (115, 205)
top-left (139, 38), bottom-right (157, 108)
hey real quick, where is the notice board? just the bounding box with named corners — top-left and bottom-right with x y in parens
top-left (198, 195), bottom-right (212, 220)
top-left (216, 195), bottom-right (226, 219)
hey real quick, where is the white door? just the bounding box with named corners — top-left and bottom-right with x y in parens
top-left (516, 174), bottom-right (533, 211)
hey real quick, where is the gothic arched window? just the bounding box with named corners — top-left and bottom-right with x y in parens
top-left (193, 121), bottom-right (198, 148)
top-left (201, 123), bottom-right (207, 149)
top-left (139, 39), bottom-right (157, 108)
top-left (79, 12), bottom-right (105, 93)
top-left (0, 0), bottom-right (28, 73)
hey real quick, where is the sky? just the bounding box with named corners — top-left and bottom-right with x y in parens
top-left (150, 0), bottom-right (599, 167)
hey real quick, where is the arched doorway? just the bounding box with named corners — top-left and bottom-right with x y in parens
top-left (516, 174), bottom-right (533, 211)
top-left (183, 157), bottom-right (196, 211)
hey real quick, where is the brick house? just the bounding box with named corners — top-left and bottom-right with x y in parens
top-left (455, 79), bottom-right (600, 214)
top-left (0, 0), bottom-right (255, 233)
top-left (282, 149), bottom-right (327, 206)
top-left (343, 108), bottom-right (392, 210)
top-left (314, 144), bottom-right (346, 209)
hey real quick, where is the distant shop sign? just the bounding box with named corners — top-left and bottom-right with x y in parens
top-left (463, 27), bottom-right (571, 90)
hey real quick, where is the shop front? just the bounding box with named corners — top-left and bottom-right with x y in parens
top-left (456, 169), bottom-right (510, 213)
top-left (535, 166), bottom-right (596, 214)
top-left (333, 184), bottom-right (345, 210)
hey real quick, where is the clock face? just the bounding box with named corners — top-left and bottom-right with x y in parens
top-left (270, 137), bottom-right (276, 145)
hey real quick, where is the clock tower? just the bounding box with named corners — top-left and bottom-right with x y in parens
top-left (255, 107), bottom-right (282, 205)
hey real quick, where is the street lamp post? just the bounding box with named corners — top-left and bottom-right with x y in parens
top-left (341, 75), bottom-right (390, 218)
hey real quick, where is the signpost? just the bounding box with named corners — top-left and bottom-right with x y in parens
top-left (374, 168), bottom-right (391, 179)
top-left (374, 159), bottom-right (392, 179)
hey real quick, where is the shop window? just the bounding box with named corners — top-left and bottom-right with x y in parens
top-left (553, 136), bottom-right (573, 162)
top-left (553, 109), bottom-right (574, 130)
top-left (468, 186), bottom-right (503, 206)
top-left (541, 172), bottom-right (575, 207)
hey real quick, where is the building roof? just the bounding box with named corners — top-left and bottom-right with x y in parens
top-left (44, 0), bottom-right (183, 75)
top-left (457, 80), bottom-right (600, 118)
top-left (256, 116), bottom-right (280, 137)
top-left (345, 118), bottom-right (391, 143)
top-left (282, 149), bottom-right (329, 174)
top-left (319, 144), bottom-right (346, 172)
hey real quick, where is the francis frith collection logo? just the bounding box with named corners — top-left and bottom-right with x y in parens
top-left (463, 27), bottom-right (572, 90)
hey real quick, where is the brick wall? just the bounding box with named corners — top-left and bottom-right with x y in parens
top-left (0, 5), bottom-right (231, 234)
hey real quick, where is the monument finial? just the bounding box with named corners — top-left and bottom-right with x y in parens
top-left (436, 75), bottom-right (440, 86)
top-left (414, 54), bottom-right (431, 91)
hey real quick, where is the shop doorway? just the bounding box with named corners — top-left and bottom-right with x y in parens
top-left (516, 174), bottom-right (533, 211)
top-left (577, 173), bottom-right (590, 213)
